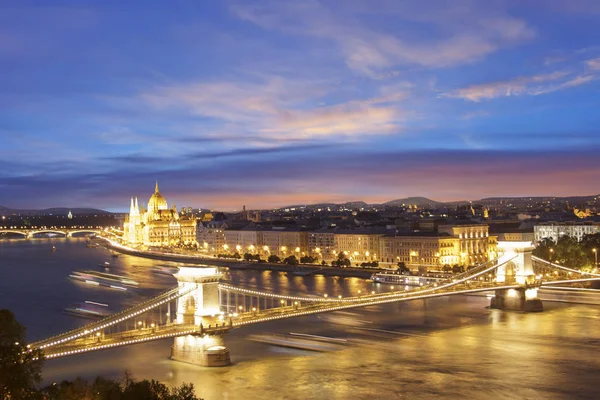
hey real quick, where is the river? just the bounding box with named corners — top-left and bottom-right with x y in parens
top-left (1, 238), bottom-right (599, 399)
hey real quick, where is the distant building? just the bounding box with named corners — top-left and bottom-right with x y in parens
top-left (534, 222), bottom-right (600, 243)
top-left (123, 182), bottom-right (196, 247)
top-left (438, 224), bottom-right (492, 265)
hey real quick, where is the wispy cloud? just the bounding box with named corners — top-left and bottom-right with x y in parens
top-left (231, 0), bottom-right (534, 76)
top-left (141, 75), bottom-right (408, 141)
top-left (444, 70), bottom-right (598, 101)
top-left (586, 58), bottom-right (600, 70)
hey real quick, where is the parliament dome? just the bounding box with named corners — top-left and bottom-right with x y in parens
top-left (148, 181), bottom-right (168, 211)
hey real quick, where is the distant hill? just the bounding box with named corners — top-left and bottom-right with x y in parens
top-left (384, 197), bottom-right (446, 207)
top-left (0, 206), bottom-right (113, 216)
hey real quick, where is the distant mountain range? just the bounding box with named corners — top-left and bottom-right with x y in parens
top-left (284, 194), bottom-right (600, 210)
top-left (2, 193), bottom-right (598, 215)
top-left (0, 206), bottom-right (112, 216)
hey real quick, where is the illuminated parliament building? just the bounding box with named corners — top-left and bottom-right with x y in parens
top-left (123, 182), bottom-right (196, 247)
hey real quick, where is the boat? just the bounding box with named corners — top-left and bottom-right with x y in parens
top-left (370, 272), bottom-right (446, 286)
top-left (248, 333), bottom-right (346, 352)
top-left (64, 301), bottom-right (112, 319)
top-left (69, 270), bottom-right (139, 289)
top-left (152, 265), bottom-right (179, 275)
top-left (110, 252), bottom-right (119, 258)
top-left (86, 242), bottom-right (99, 248)
top-left (51, 246), bottom-right (57, 252)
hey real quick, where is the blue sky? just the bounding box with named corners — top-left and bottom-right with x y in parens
top-left (1, 0), bottom-right (599, 211)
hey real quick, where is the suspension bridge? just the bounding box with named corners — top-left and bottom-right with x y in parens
top-left (29, 241), bottom-right (600, 367)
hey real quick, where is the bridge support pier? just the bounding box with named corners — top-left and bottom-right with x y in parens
top-left (490, 288), bottom-right (543, 312)
top-left (171, 334), bottom-right (231, 367)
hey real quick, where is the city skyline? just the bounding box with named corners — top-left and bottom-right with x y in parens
top-left (1, 1), bottom-right (600, 210)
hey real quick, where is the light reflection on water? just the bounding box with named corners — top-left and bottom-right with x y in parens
top-left (1, 239), bottom-right (600, 399)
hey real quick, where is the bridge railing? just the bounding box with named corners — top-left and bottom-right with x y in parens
top-left (32, 285), bottom-right (195, 350)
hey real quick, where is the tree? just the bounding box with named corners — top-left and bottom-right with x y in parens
top-left (452, 264), bottom-right (464, 273)
top-left (532, 237), bottom-right (556, 261)
top-left (41, 373), bottom-right (202, 400)
top-left (0, 309), bottom-right (44, 400)
top-left (554, 235), bottom-right (589, 270)
top-left (300, 255), bottom-right (316, 264)
top-left (397, 262), bottom-right (410, 274)
top-left (284, 255), bottom-right (299, 266)
top-left (581, 233), bottom-right (600, 267)
top-left (442, 264), bottom-right (451, 273)
top-left (268, 254), bottom-right (281, 263)
top-left (243, 253), bottom-right (253, 261)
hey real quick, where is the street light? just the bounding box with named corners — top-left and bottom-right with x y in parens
top-left (593, 248), bottom-right (598, 268)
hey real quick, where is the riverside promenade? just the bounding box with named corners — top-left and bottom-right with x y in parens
top-left (96, 237), bottom-right (376, 278)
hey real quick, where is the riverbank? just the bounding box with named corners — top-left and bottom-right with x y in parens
top-left (95, 237), bottom-right (376, 278)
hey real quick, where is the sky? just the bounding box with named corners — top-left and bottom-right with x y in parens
top-left (1, 0), bottom-right (600, 211)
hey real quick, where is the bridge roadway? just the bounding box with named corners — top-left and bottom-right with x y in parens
top-left (35, 255), bottom-right (600, 359)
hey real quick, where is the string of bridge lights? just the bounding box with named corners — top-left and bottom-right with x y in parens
top-left (34, 285), bottom-right (196, 350)
top-left (44, 328), bottom-right (199, 359)
top-left (231, 284), bottom-right (522, 327)
top-left (43, 259), bottom-right (519, 350)
top-left (532, 256), bottom-right (600, 277)
top-left (35, 255), bottom-right (588, 355)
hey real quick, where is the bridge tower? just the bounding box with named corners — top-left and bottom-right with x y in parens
top-left (170, 267), bottom-right (231, 367)
top-left (491, 241), bottom-right (543, 312)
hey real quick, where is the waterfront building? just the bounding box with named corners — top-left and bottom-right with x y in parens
top-left (257, 230), bottom-right (307, 258)
top-left (534, 222), bottom-right (600, 243)
top-left (378, 233), bottom-right (458, 267)
top-left (195, 222), bottom-right (497, 268)
top-left (307, 231), bottom-right (335, 260)
top-left (334, 231), bottom-right (385, 263)
top-left (438, 224), bottom-right (492, 265)
top-left (196, 221), bottom-right (227, 254)
top-left (222, 230), bottom-right (258, 255)
top-left (123, 182), bottom-right (196, 247)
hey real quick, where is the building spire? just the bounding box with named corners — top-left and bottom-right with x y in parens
top-left (155, 180), bottom-right (159, 193)
top-left (135, 197), bottom-right (139, 212)
top-left (130, 197), bottom-right (134, 214)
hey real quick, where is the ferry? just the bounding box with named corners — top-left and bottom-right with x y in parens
top-left (69, 270), bottom-right (139, 289)
top-left (64, 301), bottom-right (112, 319)
top-left (370, 272), bottom-right (447, 286)
top-left (248, 333), bottom-right (346, 352)
top-left (152, 265), bottom-right (180, 275)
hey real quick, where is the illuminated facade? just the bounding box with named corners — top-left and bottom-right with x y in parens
top-left (195, 223), bottom-right (497, 268)
top-left (379, 235), bottom-right (459, 266)
top-left (534, 222), bottom-right (600, 243)
top-left (123, 182), bottom-right (196, 247)
top-left (438, 224), bottom-right (492, 265)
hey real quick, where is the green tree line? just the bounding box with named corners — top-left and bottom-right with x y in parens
top-left (533, 233), bottom-right (600, 271)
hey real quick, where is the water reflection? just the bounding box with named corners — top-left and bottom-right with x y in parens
top-left (2, 239), bottom-right (600, 399)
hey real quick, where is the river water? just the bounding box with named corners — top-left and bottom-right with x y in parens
top-left (1, 238), bottom-right (600, 400)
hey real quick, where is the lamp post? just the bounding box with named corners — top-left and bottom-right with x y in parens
top-left (549, 248), bottom-right (554, 262)
top-left (593, 248), bottom-right (598, 269)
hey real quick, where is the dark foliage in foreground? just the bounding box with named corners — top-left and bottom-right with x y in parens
top-left (0, 309), bottom-right (202, 400)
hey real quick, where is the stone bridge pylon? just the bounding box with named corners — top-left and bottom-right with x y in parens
top-left (170, 267), bottom-right (231, 367)
top-left (490, 241), bottom-right (543, 312)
